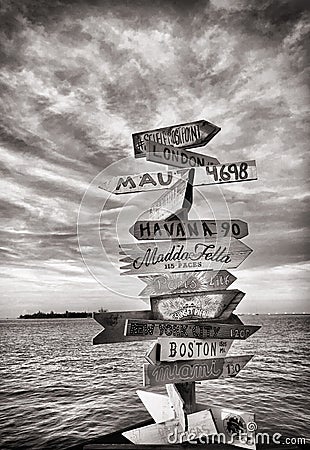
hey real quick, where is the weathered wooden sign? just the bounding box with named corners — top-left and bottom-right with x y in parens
top-left (143, 354), bottom-right (253, 387)
top-left (98, 161), bottom-right (257, 195)
top-left (123, 408), bottom-right (217, 445)
top-left (124, 318), bottom-right (261, 340)
top-left (150, 290), bottom-right (244, 321)
top-left (194, 160), bottom-right (257, 186)
top-left (132, 119), bottom-right (221, 158)
top-left (93, 310), bottom-right (152, 344)
top-left (146, 140), bottom-right (219, 169)
top-left (138, 270), bottom-right (236, 297)
top-left (99, 169), bottom-right (187, 195)
top-left (120, 238), bottom-right (253, 275)
top-left (138, 169), bottom-right (194, 221)
top-left (136, 390), bottom-right (256, 449)
top-left (146, 338), bottom-right (233, 364)
top-left (130, 219), bottom-right (248, 240)
top-left (166, 384), bottom-right (187, 431)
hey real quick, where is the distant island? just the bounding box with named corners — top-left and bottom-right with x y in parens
top-left (18, 310), bottom-right (93, 319)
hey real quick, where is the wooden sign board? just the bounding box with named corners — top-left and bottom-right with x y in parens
top-left (93, 310), bottom-right (152, 345)
top-left (132, 119), bottom-right (220, 158)
top-left (123, 408), bottom-right (217, 445)
top-left (166, 384), bottom-right (187, 431)
top-left (138, 270), bottom-right (236, 297)
top-left (139, 169), bottom-right (194, 221)
top-left (194, 160), bottom-right (257, 186)
top-left (143, 354), bottom-right (253, 387)
top-left (125, 318), bottom-right (261, 340)
top-left (146, 338), bottom-right (233, 364)
top-left (136, 390), bottom-right (256, 449)
top-left (98, 169), bottom-right (187, 195)
top-left (150, 290), bottom-right (244, 321)
top-left (146, 140), bottom-right (219, 169)
top-left (120, 238), bottom-right (253, 275)
top-left (130, 219), bottom-right (248, 241)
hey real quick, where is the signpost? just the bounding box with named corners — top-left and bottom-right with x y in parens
top-left (93, 118), bottom-right (260, 448)
top-left (124, 318), bottom-right (261, 340)
top-left (150, 289), bottom-right (245, 321)
top-left (138, 270), bottom-right (236, 297)
top-left (143, 354), bottom-right (253, 387)
top-left (120, 238), bottom-right (253, 275)
top-left (130, 219), bottom-right (248, 240)
top-left (146, 140), bottom-right (219, 169)
top-left (132, 119), bottom-right (220, 158)
top-left (145, 338), bottom-right (233, 364)
top-left (98, 161), bottom-right (257, 195)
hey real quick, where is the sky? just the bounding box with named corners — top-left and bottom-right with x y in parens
top-left (0, 0), bottom-right (309, 317)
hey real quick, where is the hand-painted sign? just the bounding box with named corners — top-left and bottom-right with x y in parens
top-left (146, 338), bottom-right (233, 364)
top-left (143, 354), bottom-right (253, 387)
top-left (150, 290), bottom-right (244, 321)
top-left (130, 219), bottom-right (248, 240)
top-left (138, 271), bottom-right (236, 297)
top-left (120, 238), bottom-right (253, 275)
top-left (194, 160), bottom-right (257, 186)
top-left (98, 161), bottom-right (256, 195)
top-left (146, 140), bottom-right (220, 169)
top-left (123, 408), bottom-right (217, 445)
top-left (136, 390), bottom-right (256, 449)
top-left (99, 169), bottom-right (187, 195)
top-left (124, 318), bottom-right (261, 340)
top-left (132, 119), bottom-right (220, 158)
top-left (138, 169), bottom-right (194, 221)
top-left (93, 310), bottom-right (152, 344)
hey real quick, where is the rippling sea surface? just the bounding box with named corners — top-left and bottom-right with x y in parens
top-left (1, 315), bottom-right (309, 449)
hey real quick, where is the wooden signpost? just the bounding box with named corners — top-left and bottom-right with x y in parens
top-left (120, 238), bottom-right (253, 275)
top-left (98, 160), bottom-right (257, 195)
top-left (145, 338), bottom-right (233, 364)
top-left (130, 219), bottom-right (248, 240)
top-left (138, 270), bottom-right (237, 296)
top-left (150, 289), bottom-right (245, 321)
top-left (146, 140), bottom-right (220, 169)
top-left (132, 119), bottom-right (221, 158)
top-left (94, 118), bottom-right (260, 448)
top-left (143, 354), bottom-right (254, 387)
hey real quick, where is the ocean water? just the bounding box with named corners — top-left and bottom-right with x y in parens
top-left (0, 315), bottom-right (309, 449)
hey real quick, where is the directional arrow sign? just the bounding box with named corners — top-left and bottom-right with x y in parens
top-left (136, 390), bottom-right (256, 449)
top-left (138, 168), bottom-right (194, 221)
top-left (132, 119), bottom-right (220, 158)
top-left (130, 219), bottom-right (248, 240)
top-left (146, 140), bottom-right (220, 169)
top-left (93, 310), bottom-right (152, 344)
top-left (123, 408), bottom-right (217, 444)
top-left (150, 290), bottom-right (245, 321)
top-left (143, 354), bottom-right (253, 387)
top-left (120, 238), bottom-right (253, 275)
top-left (125, 318), bottom-right (261, 340)
top-left (138, 271), bottom-right (236, 297)
top-left (146, 338), bottom-right (233, 364)
top-left (99, 169), bottom-right (187, 195)
top-left (194, 160), bottom-right (257, 186)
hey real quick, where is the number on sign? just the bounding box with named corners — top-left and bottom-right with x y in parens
top-left (206, 162), bottom-right (249, 183)
top-left (226, 363), bottom-right (241, 376)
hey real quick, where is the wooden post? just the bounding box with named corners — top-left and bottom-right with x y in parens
top-left (171, 168), bottom-right (197, 417)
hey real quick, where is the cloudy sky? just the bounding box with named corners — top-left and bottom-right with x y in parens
top-left (0, 0), bottom-right (309, 317)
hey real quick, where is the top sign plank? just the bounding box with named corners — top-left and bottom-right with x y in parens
top-left (132, 119), bottom-right (221, 158)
